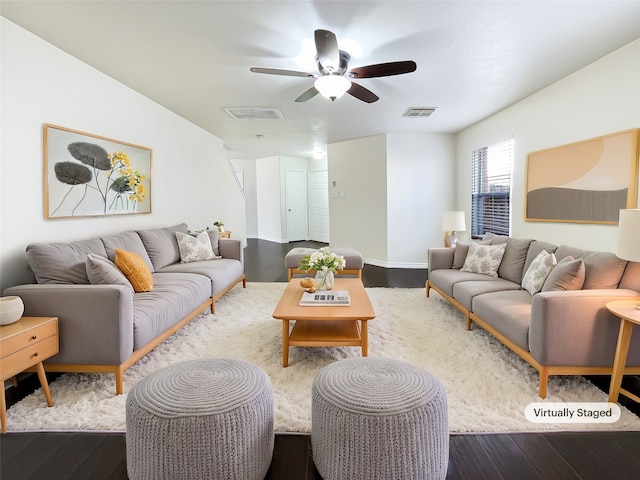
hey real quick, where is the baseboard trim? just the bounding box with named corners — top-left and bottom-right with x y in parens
top-left (365, 258), bottom-right (428, 269)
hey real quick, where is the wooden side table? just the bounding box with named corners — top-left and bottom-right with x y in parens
top-left (218, 230), bottom-right (231, 239)
top-left (606, 301), bottom-right (640, 403)
top-left (0, 316), bottom-right (59, 433)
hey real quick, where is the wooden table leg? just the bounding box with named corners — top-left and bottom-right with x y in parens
top-left (282, 319), bottom-right (290, 368)
top-left (361, 320), bottom-right (368, 357)
top-left (609, 318), bottom-right (633, 403)
top-left (1, 386), bottom-right (6, 434)
top-left (35, 362), bottom-right (54, 407)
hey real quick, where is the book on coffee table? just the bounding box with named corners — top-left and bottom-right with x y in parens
top-left (299, 290), bottom-right (351, 306)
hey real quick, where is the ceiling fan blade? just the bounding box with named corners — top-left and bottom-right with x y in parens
top-left (314, 29), bottom-right (340, 71)
top-left (250, 67), bottom-right (314, 78)
top-left (295, 87), bottom-right (319, 103)
top-left (347, 82), bottom-right (379, 103)
top-left (349, 61), bottom-right (417, 78)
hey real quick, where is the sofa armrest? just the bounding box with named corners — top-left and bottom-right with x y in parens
top-left (218, 238), bottom-right (244, 267)
top-left (428, 248), bottom-right (455, 272)
top-left (529, 289), bottom-right (640, 366)
top-left (3, 284), bottom-right (134, 365)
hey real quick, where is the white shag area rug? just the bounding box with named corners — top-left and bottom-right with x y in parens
top-left (7, 282), bottom-right (640, 433)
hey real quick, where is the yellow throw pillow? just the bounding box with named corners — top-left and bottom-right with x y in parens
top-left (115, 248), bottom-right (153, 292)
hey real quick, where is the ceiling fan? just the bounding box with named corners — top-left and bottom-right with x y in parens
top-left (250, 29), bottom-right (417, 103)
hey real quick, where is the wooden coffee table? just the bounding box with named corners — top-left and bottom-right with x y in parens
top-left (272, 278), bottom-right (375, 367)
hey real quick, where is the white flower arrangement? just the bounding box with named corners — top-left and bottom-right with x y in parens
top-left (299, 247), bottom-right (346, 273)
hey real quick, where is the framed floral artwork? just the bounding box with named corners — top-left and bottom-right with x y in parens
top-left (44, 124), bottom-right (152, 219)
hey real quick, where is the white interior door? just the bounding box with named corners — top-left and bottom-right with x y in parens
top-left (285, 169), bottom-right (308, 241)
top-left (308, 170), bottom-right (329, 242)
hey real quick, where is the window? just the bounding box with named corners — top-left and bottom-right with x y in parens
top-left (471, 139), bottom-right (513, 237)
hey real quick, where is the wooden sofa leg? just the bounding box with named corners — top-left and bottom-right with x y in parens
top-left (539, 368), bottom-right (549, 399)
top-left (115, 367), bottom-right (124, 395)
top-left (466, 313), bottom-right (472, 331)
top-left (211, 301), bottom-right (216, 314)
top-left (288, 268), bottom-right (293, 281)
top-left (425, 281), bottom-right (431, 297)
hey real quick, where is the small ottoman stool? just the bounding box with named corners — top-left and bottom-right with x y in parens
top-left (126, 358), bottom-right (274, 480)
top-left (311, 357), bottom-right (448, 480)
top-left (285, 247), bottom-right (364, 280)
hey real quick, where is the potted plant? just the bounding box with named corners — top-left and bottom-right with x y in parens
top-left (213, 221), bottom-right (224, 232)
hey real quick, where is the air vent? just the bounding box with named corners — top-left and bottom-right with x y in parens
top-left (223, 107), bottom-right (284, 120)
top-left (403, 107), bottom-right (437, 118)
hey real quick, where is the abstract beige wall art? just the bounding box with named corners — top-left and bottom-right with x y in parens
top-left (526, 129), bottom-right (639, 224)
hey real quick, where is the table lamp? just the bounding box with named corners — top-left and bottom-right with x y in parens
top-left (617, 209), bottom-right (640, 309)
top-left (442, 211), bottom-right (466, 248)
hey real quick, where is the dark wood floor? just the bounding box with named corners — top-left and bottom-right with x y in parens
top-left (2, 238), bottom-right (639, 480)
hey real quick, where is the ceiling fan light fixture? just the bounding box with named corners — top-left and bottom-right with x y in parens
top-left (314, 75), bottom-right (351, 101)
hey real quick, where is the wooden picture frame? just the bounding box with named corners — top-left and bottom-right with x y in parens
top-left (525, 129), bottom-right (639, 224)
top-left (44, 124), bottom-right (152, 219)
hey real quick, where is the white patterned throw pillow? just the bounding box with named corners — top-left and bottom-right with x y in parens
top-left (460, 242), bottom-right (507, 277)
top-left (522, 250), bottom-right (557, 295)
top-left (176, 231), bottom-right (219, 263)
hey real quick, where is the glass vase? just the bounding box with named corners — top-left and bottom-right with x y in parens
top-left (314, 270), bottom-right (334, 290)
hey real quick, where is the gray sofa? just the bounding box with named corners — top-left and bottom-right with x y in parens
top-left (4, 223), bottom-right (246, 394)
top-left (426, 235), bottom-right (640, 398)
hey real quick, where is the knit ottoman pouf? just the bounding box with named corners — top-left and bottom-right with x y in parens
top-left (311, 357), bottom-right (448, 480)
top-left (126, 358), bottom-right (274, 480)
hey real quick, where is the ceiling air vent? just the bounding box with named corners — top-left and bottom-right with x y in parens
top-left (402, 107), bottom-right (437, 118)
top-left (223, 107), bottom-right (284, 120)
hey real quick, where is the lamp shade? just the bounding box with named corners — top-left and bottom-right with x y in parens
top-left (617, 209), bottom-right (640, 262)
top-left (314, 75), bottom-right (351, 101)
top-left (442, 211), bottom-right (466, 232)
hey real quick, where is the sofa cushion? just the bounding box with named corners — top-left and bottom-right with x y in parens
top-left (86, 253), bottom-right (133, 291)
top-left (206, 231), bottom-right (220, 256)
top-left (542, 256), bottom-right (585, 292)
top-left (498, 238), bottom-right (534, 284)
top-left (102, 231), bottom-right (155, 273)
top-left (619, 262), bottom-right (640, 292)
top-left (471, 290), bottom-right (533, 351)
top-left (554, 245), bottom-right (628, 289)
top-left (115, 249), bottom-right (154, 292)
top-left (522, 250), bottom-right (557, 295)
top-left (137, 224), bottom-right (188, 270)
top-left (460, 242), bottom-right (507, 277)
top-left (26, 238), bottom-right (108, 284)
top-left (429, 269), bottom-right (500, 297)
top-left (453, 278), bottom-right (521, 311)
top-left (452, 242), bottom-right (470, 269)
top-left (176, 231), bottom-right (219, 263)
top-left (158, 258), bottom-right (243, 296)
top-left (132, 272), bottom-right (211, 349)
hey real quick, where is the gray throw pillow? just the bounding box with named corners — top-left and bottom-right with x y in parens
top-left (86, 253), bottom-right (133, 291)
top-left (452, 242), bottom-right (471, 269)
top-left (542, 256), bottom-right (586, 292)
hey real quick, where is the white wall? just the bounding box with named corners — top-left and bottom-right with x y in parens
top-left (328, 135), bottom-right (389, 263)
top-left (456, 39), bottom-right (640, 252)
top-left (230, 158), bottom-right (258, 237)
top-left (255, 156), bottom-right (282, 242)
top-left (387, 133), bottom-right (457, 267)
top-left (0, 19), bottom-right (246, 291)
top-left (328, 133), bottom-right (456, 268)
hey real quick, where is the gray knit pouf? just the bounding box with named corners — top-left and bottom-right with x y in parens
top-left (311, 357), bottom-right (448, 480)
top-left (126, 358), bottom-right (274, 480)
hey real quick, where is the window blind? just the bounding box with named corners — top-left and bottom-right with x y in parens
top-left (471, 139), bottom-right (512, 237)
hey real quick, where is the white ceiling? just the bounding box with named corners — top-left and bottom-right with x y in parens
top-left (2, 1), bottom-right (640, 160)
